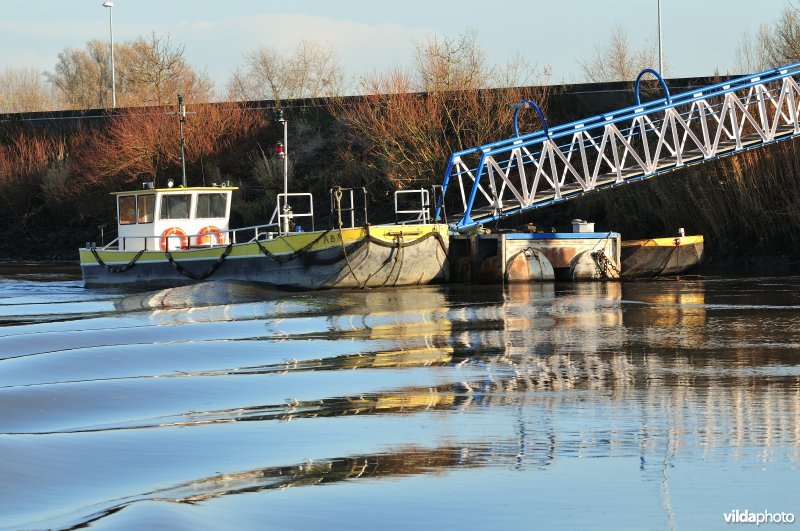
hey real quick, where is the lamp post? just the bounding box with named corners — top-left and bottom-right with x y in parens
top-left (275, 109), bottom-right (290, 233)
top-left (657, 0), bottom-right (664, 75)
top-left (102, 1), bottom-right (116, 108)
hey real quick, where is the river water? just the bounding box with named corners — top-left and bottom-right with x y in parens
top-left (0, 268), bottom-right (798, 530)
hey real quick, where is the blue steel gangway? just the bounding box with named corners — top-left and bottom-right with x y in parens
top-left (435, 62), bottom-right (800, 228)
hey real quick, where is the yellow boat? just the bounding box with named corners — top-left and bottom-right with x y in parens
top-left (620, 234), bottom-right (704, 278)
top-left (79, 185), bottom-right (449, 289)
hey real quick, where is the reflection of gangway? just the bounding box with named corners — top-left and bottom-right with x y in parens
top-left (436, 62), bottom-right (800, 228)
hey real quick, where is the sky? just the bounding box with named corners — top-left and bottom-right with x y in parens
top-left (0, 0), bottom-right (791, 94)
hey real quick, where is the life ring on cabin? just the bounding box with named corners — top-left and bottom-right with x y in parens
top-left (160, 227), bottom-right (189, 251)
top-left (197, 226), bottom-right (226, 246)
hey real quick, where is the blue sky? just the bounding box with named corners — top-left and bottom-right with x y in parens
top-left (0, 0), bottom-right (791, 91)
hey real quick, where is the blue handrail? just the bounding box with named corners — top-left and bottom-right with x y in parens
top-left (446, 60), bottom-right (800, 160)
top-left (512, 99), bottom-right (549, 138)
top-left (635, 68), bottom-right (671, 106)
top-left (438, 60), bottom-right (800, 226)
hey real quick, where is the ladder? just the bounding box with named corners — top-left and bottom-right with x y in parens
top-left (436, 62), bottom-right (800, 228)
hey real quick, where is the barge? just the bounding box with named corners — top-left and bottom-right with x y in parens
top-left (80, 185), bottom-right (449, 289)
top-left (620, 233), bottom-right (704, 278)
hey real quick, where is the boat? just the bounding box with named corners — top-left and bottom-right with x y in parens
top-left (620, 232), bottom-right (704, 278)
top-left (79, 184), bottom-right (449, 289)
top-left (80, 100), bottom-right (449, 290)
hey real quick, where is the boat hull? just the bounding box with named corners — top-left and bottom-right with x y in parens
top-left (80, 225), bottom-right (450, 289)
top-left (620, 235), bottom-right (704, 278)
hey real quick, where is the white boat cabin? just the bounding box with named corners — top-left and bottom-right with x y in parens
top-left (114, 185), bottom-right (237, 251)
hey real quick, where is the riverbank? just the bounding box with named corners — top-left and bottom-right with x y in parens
top-left (4, 77), bottom-right (800, 269)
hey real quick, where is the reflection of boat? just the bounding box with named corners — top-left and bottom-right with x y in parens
top-left (114, 280), bottom-right (284, 312)
top-left (620, 235), bottom-right (703, 278)
top-left (62, 443), bottom-right (487, 528)
top-left (79, 185), bottom-right (449, 289)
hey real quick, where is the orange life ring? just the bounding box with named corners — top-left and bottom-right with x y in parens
top-left (197, 225), bottom-right (226, 245)
top-left (161, 227), bottom-right (189, 251)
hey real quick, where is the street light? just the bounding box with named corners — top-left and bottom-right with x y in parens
top-left (657, 0), bottom-right (664, 75)
top-left (102, 1), bottom-right (116, 108)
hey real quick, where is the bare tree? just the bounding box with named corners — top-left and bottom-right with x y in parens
top-left (47, 34), bottom-right (213, 109)
top-left (120, 33), bottom-right (213, 106)
top-left (227, 47), bottom-right (289, 103)
top-left (579, 24), bottom-right (660, 82)
top-left (414, 29), bottom-right (489, 92)
top-left (333, 31), bottom-right (551, 190)
top-left (47, 39), bottom-right (111, 109)
top-left (80, 101), bottom-right (261, 187)
top-left (735, 2), bottom-right (800, 73)
top-left (734, 30), bottom-right (766, 74)
top-left (0, 67), bottom-right (59, 113)
top-left (227, 40), bottom-right (345, 104)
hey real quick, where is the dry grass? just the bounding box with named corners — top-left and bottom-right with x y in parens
top-left (568, 138), bottom-right (800, 257)
top-left (2, 87), bottom-right (800, 261)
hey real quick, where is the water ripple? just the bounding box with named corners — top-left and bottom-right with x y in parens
top-left (1, 277), bottom-right (800, 530)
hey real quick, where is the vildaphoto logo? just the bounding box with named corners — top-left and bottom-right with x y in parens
top-left (723, 509), bottom-right (795, 525)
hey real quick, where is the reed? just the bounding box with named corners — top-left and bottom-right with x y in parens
top-left (566, 137), bottom-right (800, 258)
top-left (1, 85), bottom-right (800, 263)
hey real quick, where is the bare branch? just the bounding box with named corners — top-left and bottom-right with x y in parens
top-left (226, 40), bottom-right (345, 103)
top-left (579, 23), bottom-right (659, 82)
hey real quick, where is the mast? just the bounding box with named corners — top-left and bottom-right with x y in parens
top-left (178, 94), bottom-right (187, 188)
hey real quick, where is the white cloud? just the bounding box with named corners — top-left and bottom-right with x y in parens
top-left (0, 19), bottom-right (98, 39)
top-left (0, 49), bottom-right (60, 75)
top-left (168, 13), bottom-right (434, 90)
top-left (0, 13), bottom-right (434, 93)
top-left (176, 20), bottom-right (215, 32)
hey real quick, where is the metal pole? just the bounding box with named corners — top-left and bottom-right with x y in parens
top-left (657, 0), bottom-right (664, 75)
top-left (178, 94), bottom-right (187, 187)
top-left (282, 117), bottom-right (289, 233)
top-left (103, 2), bottom-right (116, 108)
top-left (283, 119), bottom-right (288, 200)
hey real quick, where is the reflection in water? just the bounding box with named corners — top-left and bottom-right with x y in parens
top-left (0, 277), bottom-right (799, 529)
top-left (55, 444), bottom-right (489, 530)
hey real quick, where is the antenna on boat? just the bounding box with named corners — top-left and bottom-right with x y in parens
top-left (167, 94), bottom-right (195, 187)
top-left (275, 108), bottom-right (291, 233)
top-left (178, 94), bottom-right (187, 188)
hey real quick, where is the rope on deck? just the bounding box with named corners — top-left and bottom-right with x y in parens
top-left (335, 188), bottom-right (367, 289)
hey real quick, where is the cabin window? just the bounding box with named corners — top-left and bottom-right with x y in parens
top-left (118, 196), bottom-right (136, 225)
top-left (196, 193), bottom-right (227, 219)
top-left (160, 194), bottom-right (191, 219)
top-left (137, 194), bottom-right (155, 223)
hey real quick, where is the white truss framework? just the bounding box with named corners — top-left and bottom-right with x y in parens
top-left (440, 64), bottom-right (800, 227)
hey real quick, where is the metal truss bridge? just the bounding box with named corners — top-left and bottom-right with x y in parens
top-left (436, 62), bottom-right (800, 228)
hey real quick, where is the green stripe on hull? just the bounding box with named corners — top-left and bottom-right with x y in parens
top-left (79, 224), bottom-right (451, 289)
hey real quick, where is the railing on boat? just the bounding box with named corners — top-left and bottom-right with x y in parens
top-left (273, 192), bottom-right (315, 234)
top-left (393, 186), bottom-right (446, 225)
top-left (93, 186), bottom-right (444, 251)
top-left (330, 187), bottom-right (368, 229)
top-left (102, 221), bottom-right (288, 251)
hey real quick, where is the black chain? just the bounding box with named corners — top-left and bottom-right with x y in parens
top-left (90, 247), bottom-right (145, 274)
top-left (255, 229), bottom-right (334, 262)
top-left (165, 243), bottom-right (234, 281)
top-left (591, 250), bottom-right (620, 278)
